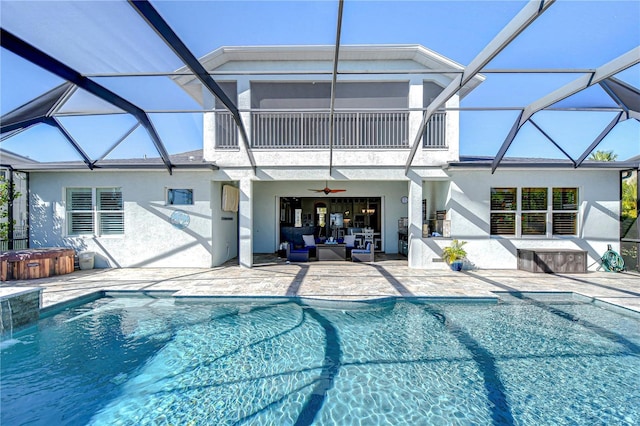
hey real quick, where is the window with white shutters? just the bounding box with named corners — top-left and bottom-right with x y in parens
top-left (490, 187), bottom-right (578, 237)
top-left (66, 187), bottom-right (124, 236)
top-left (552, 187), bottom-right (578, 236)
top-left (97, 188), bottom-right (124, 235)
top-left (521, 188), bottom-right (547, 236)
top-left (490, 188), bottom-right (516, 235)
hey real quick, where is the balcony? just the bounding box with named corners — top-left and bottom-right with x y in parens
top-left (214, 111), bottom-right (446, 150)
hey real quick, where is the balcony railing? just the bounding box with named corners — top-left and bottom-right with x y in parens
top-left (215, 112), bottom-right (239, 149)
top-left (422, 111), bottom-right (447, 149)
top-left (214, 111), bottom-right (446, 149)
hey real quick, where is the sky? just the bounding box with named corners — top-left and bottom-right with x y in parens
top-left (0, 0), bottom-right (639, 163)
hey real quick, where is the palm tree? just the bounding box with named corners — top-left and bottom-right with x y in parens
top-left (588, 150), bottom-right (618, 161)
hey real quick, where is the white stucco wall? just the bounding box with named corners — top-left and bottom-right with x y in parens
top-left (413, 168), bottom-right (622, 270)
top-left (26, 166), bottom-right (624, 271)
top-left (28, 170), bottom-right (234, 268)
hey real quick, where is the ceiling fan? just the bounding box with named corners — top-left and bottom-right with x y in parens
top-left (309, 181), bottom-right (346, 195)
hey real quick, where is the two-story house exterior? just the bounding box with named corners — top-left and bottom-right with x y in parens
top-left (171, 44), bottom-right (484, 269)
top-left (12, 45), bottom-right (632, 270)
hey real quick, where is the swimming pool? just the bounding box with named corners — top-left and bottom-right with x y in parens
top-left (1, 293), bottom-right (639, 425)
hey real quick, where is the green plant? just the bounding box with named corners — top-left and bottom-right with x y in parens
top-left (0, 176), bottom-right (21, 240)
top-left (622, 177), bottom-right (637, 220)
top-left (442, 239), bottom-right (467, 264)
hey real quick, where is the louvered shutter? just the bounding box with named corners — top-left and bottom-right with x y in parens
top-left (522, 188), bottom-right (547, 235)
top-left (67, 188), bottom-right (93, 235)
top-left (490, 188), bottom-right (516, 235)
top-left (552, 188), bottom-right (578, 235)
top-left (490, 213), bottom-right (515, 235)
top-left (522, 213), bottom-right (547, 236)
top-left (98, 188), bottom-right (123, 235)
top-left (522, 188), bottom-right (547, 210)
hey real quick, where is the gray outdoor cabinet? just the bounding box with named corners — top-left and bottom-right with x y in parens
top-left (517, 249), bottom-right (587, 273)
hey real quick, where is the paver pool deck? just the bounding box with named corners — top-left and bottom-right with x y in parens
top-left (2, 255), bottom-right (639, 314)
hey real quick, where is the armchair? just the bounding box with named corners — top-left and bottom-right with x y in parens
top-left (351, 242), bottom-right (374, 263)
top-left (286, 243), bottom-right (309, 262)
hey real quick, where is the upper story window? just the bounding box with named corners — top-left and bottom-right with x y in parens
top-left (66, 187), bottom-right (123, 236)
top-left (490, 187), bottom-right (578, 237)
top-left (212, 81), bottom-right (238, 110)
top-left (423, 81), bottom-right (444, 105)
top-left (250, 81), bottom-right (409, 110)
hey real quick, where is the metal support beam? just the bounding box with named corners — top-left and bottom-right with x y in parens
top-left (523, 48), bottom-right (640, 125)
top-left (575, 111), bottom-right (626, 167)
top-left (128, 0), bottom-right (256, 173)
top-left (492, 110), bottom-right (524, 171)
top-left (0, 117), bottom-right (46, 135)
top-left (600, 80), bottom-right (629, 117)
top-left (0, 81), bottom-right (76, 134)
top-left (0, 28), bottom-right (174, 173)
top-left (529, 118), bottom-right (576, 166)
top-left (404, 0), bottom-right (555, 174)
top-left (1, 127), bottom-right (31, 142)
top-left (491, 46), bottom-right (640, 173)
top-left (48, 84), bottom-right (78, 117)
top-left (600, 77), bottom-right (640, 120)
top-left (97, 122), bottom-right (141, 162)
top-left (44, 118), bottom-right (94, 169)
top-left (328, 0), bottom-right (344, 176)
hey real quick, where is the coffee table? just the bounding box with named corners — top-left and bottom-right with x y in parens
top-left (316, 243), bottom-right (347, 261)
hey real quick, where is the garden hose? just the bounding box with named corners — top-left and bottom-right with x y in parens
top-left (598, 245), bottom-right (625, 272)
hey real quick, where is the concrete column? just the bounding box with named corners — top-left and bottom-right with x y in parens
top-left (203, 90), bottom-right (216, 161)
top-left (237, 77), bottom-right (252, 162)
top-left (444, 96), bottom-right (460, 162)
top-left (203, 112), bottom-right (215, 161)
top-left (407, 176), bottom-right (424, 268)
top-left (238, 177), bottom-right (253, 268)
top-left (408, 77), bottom-right (423, 149)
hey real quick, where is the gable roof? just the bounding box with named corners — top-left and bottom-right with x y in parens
top-left (174, 44), bottom-right (485, 105)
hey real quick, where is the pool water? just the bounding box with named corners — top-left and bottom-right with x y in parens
top-left (1, 294), bottom-right (639, 425)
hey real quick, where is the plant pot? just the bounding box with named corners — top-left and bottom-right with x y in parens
top-left (450, 260), bottom-right (463, 271)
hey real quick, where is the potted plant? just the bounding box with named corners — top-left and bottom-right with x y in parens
top-left (442, 239), bottom-right (467, 271)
